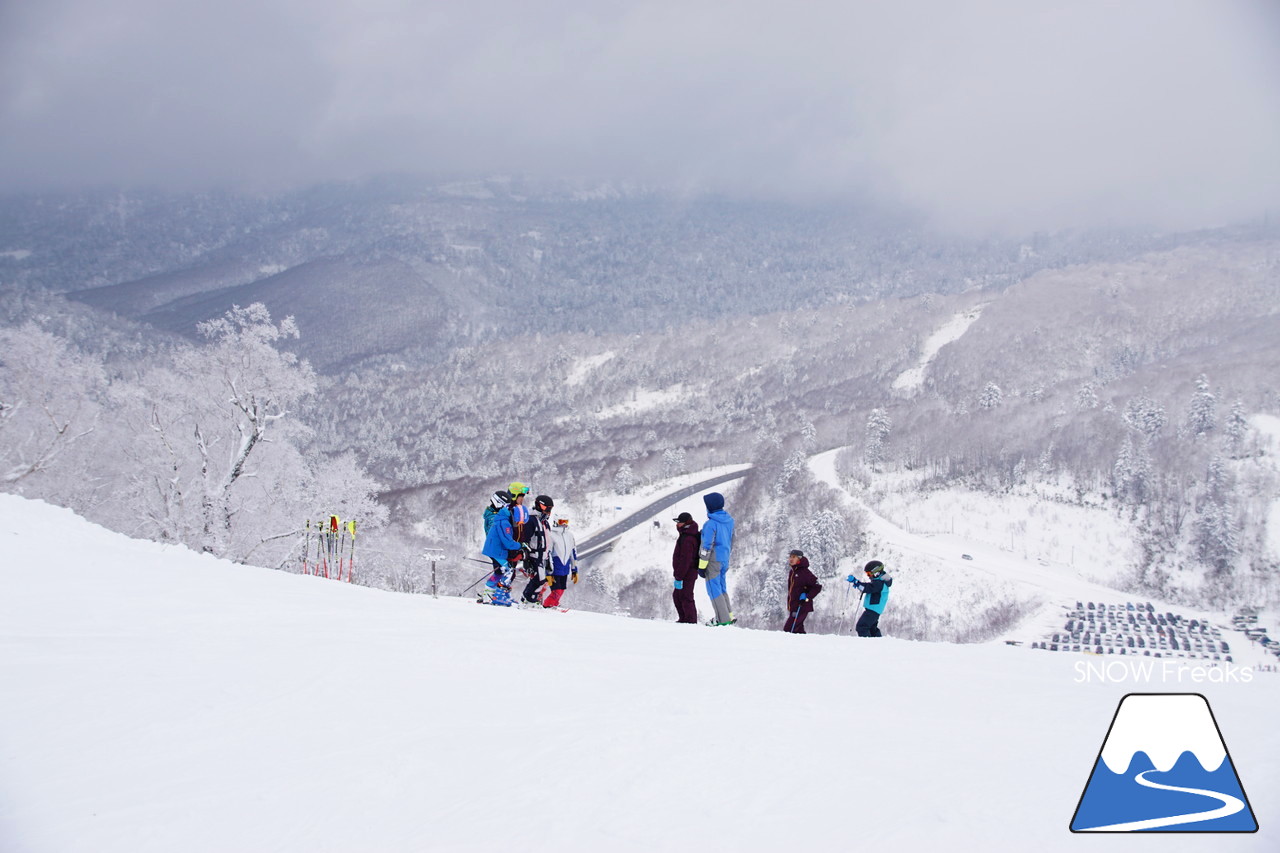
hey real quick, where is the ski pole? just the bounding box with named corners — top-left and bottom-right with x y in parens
top-left (461, 566), bottom-right (496, 595)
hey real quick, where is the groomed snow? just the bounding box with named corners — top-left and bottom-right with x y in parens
top-left (891, 306), bottom-right (984, 392)
top-left (2, 494), bottom-right (1277, 852)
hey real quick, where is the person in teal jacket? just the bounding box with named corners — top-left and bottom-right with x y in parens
top-left (847, 559), bottom-right (893, 637)
top-left (698, 492), bottom-right (736, 626)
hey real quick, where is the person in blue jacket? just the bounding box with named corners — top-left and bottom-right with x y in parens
top-left (847, 560), bottom-right (893, 636)
top-left (698, 491), bottom-right (736, 626)
top-left (480, 491), bottom-right (525, 606)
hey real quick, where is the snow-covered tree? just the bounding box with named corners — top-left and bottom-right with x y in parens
top-left (1113, 434), bottom-right (1151, 503)
top-left (1123, 394), bottom-right (1167, 441)
top-left (614, 463), bottom-right (636, 495)
top-left (1224, 399), bottom-right (1248, 452)
top-left (0, 324), bottom-right (104, 487)
top-left (1186, 374), bottom-right (1216, 437)
top-left (864, 408), bottom-right (892, 469)
top-left (661, 447), bottom-right (686, 479)
top-left (979, 382), bottom-right (1003, 410)
top-left (797, 508), bottom-right (844, 575)
top-left (1075, 381), bottom-right (1099, 411)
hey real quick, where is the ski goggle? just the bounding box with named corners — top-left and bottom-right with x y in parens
top-left (554, 518), bottom-right (570, 527)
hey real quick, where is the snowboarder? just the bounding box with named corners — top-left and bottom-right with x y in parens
top-left (480, 491), bottom-right (525, 606)
top-left (543, 516), bottom-right (579, 609)
top-left (784, 549), bottom-right (822, 634)
top-left (699, 492), bottom-right (736, 626)
top-left (520, 495), bottom-right (555, 604)
top-left (847, 560), bottom-right (893, 637)
top-left (671, 511), bottom-right (700, 624)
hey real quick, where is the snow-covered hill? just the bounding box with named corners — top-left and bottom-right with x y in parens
top-left (1, 494), bottom-right (1277, 852)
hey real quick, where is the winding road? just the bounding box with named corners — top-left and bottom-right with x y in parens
top-left (577, 467), bottom-right (752, 560)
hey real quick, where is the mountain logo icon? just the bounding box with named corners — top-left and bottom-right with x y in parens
top-left (1070, 693), bottom-right (1258, 832)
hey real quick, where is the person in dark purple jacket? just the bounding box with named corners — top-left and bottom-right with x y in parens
top-left (783, 550), bottom-right (822, 634)
top-left (671, 512), bottom-right (700, 624)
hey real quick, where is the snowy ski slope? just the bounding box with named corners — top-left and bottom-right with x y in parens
top-left (1, 493), bottom-right (1277, 852)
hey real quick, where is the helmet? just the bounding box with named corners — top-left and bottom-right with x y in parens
top-left (490, 490), bottom-right (513, 510)
top-left (534, 494), bottom-right (554, 513)
top-left (865, 560), bottom-right (885, 578)
top-left (508, 481), bottom-right (530, 497)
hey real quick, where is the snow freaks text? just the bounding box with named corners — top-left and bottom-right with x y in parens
top-left (1074, 660), bottom-right (1254, 684)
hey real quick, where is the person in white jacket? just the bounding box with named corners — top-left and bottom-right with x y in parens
top-left (543, 517), bottom-right (579, 608)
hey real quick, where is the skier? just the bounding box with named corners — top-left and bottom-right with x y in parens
top-left (508, 483), bottom-right (530, 541)
top-left (543, 516), bottom-right (579, 609)
top-left (671, 512), bottom-right (700, 624)
top-left (783, 549), bottom-right (822, 634)
top-left (480, 491), bottom-right (525, 606)
top-left (520, 494), bottom-right (555, 604)
top-left (847, 560), bottom-right (893, 637)
top-left (483, 489), bottom-right (512, 535)
top-left (698, 492), bottom-right (736, 626)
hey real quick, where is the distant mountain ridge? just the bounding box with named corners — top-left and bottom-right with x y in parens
top-left (2, 177), bottom-right (1249, 371)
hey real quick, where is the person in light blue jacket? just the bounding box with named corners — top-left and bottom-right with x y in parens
top-left (698, 492), bottom-right (736, 626)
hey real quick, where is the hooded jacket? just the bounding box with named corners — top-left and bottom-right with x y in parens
top-left (786, 556), bottom-right (822, 614)
top-left (673, 520), bottom-right (701, 584)
top-left (699, 493), bottom-right (734, 571)
top-left (481, 505), bottom-right (522, 563)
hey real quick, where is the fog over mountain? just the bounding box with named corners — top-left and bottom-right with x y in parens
top-left (3, 0), bottom-right (1280, 232)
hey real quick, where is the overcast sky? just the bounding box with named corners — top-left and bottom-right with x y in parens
top-left (2, 0), bottom-right (1279, 232)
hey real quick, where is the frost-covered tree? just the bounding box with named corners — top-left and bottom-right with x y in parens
top-left (614, 463), bottom-right (636, 495)
top-left (661, 447), bottom-right (686, 479)
top-left (797, 508), bottom-right (844, 575)
top-left (979, 382), bottom-right (1003, 410)
top-left (115, 304), bottom-right (323, 559)
top-left (1194, 500), bottom-right (1240, 575)
top-left (0, 324), bottom-right (104, 487)
top-left (1113, 434), bottom-right (1151, 503)
top-left (864, 407), bottom-right (892, 469)
top-left (1123, 394), bottom-right (1167, 441)
top-left (1186, 374), bottom-right (1216, 437)
top-left (1075, 381), bottom-right (1099, 411)
top-left (1224, 399), bottom-right (1248, 452)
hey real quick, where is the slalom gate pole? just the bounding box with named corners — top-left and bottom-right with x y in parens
top-left (303, 519), bottom-right (312, 575)
top-left (348, 520), bottom-right (356, 583)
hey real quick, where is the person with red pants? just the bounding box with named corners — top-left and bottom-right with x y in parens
top-left (671, 512), bottom-right (700, 624)
top-left (543, 516), bottom-right (579, 608)
top-left (783, 549), bottom-right (822, 633)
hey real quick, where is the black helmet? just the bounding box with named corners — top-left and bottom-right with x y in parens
top-left (490, 490), bottom-right (514, 510)
top-left (534, 494), bottom-right (554, 512)
top-left (865, 560), bottom-right (885, 578)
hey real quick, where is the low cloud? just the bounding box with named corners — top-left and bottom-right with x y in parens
top-left (2, 0), bottom-right (1278, 232)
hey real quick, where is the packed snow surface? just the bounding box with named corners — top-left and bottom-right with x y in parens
top-left (891, 306), bottom-right (983, 392)
top-left (2, 494), bottom-right (1277, 852)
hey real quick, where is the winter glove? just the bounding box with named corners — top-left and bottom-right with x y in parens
top-left (674, 579), bottom-right (683, 590)
top-left (571, 570), bottom-right (579, 584)
top-left (799, 593), bottom-right (808, 601)
top-left (698, 569), bottom-right (707, 579)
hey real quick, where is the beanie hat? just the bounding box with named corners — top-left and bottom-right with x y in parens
top-left (703, 492), bottom-right (725, 513)
top-left (789, 549), bottom-right (805, 558)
